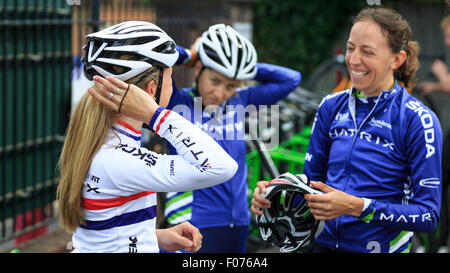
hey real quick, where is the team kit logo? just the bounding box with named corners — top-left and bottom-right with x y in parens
top-left (172, 98), bottom-right (280, 151)
top-left (405, 100), bottom-right (437, 159)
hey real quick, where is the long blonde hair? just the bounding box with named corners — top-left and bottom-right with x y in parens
top-left (57, 66), bottom-right (160, 232)
top-left (57, 93), bottom-right (115, 232)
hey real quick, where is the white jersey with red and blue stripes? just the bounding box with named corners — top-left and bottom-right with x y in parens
top-left (71, 107), bottom-right (238, 253)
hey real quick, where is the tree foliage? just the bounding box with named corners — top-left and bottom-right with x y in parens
top-left (253, 0), bottom-right (366, 81)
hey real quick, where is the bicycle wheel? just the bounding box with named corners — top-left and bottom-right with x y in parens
top-left (306, 55), bottom-right (350, 97)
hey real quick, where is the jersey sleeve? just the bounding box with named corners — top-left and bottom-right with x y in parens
top-left (303, 97), bottom-right (333, 182)
top-left (359, 100), bottom-right (443, 233)
top-left (240, 62), bottom-right (301, 107)
top-left (175, 45), bottom-right (192, 66)
top-left (108, 108), bottom-right (238, 193)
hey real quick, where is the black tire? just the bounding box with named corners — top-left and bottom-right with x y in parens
top-left (305, 55), bottom-right (350, 97)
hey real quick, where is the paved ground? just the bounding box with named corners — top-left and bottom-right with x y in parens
top-left (6, 224), bottom-right (449, 253)
top-left (4, 227), bottom-right (278, 253)
top-left (5, 227), bottom-right (72, 253)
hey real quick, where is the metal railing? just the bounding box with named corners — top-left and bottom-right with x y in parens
top-left (0, 0), bottom-right (251, 248)
top-left (0, 0), bottom-right (72, 245)
top-left (0, 0), bottom-right (159, 247)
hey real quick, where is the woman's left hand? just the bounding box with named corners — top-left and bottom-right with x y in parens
top-left (304, 181), bottom-right (364, 221)
top-left (156, 222), bottom-right (202, 252)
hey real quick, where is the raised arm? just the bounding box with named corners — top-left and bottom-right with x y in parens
top-left (241, 62), bottom-right (301, 107)
top-left (88, 75), bottom-right (238, 193)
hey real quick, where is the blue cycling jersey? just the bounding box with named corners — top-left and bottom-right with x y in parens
top-left (304, 82), bottom-right (443, 253)
top-left (164, 47), bottom-right (301, 229)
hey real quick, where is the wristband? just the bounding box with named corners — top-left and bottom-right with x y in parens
top-left (149, 106), bottom-right (165, 130)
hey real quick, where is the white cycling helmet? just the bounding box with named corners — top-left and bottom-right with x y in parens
top-left (82, 21), bottom-right (179, 81)
top-left (256, 172), bottom-right (324, 253)
top-left (197, 24), bottom-right (257, 80)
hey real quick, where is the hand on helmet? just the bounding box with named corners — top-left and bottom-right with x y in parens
top-left (305, 181), bottom-right (364, 220)
top-left (250, 181), bottom-right (271, 216)
top-left (88, 75), bottom-right (159, 123)
top-left (253, 173), bottom-right (325, 253)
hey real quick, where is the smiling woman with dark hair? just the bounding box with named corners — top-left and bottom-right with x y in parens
top-left (252, 8), bottom-right (443, 253)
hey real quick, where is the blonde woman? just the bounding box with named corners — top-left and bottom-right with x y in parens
top-left (57, 21), bottom-right (237, 253)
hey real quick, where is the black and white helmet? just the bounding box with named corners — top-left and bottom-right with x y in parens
top-left (256, 172), bottom-right (324, 253)
top-left (197, 24), bottom-right (257, 80)
top-left (82, 21), bottom-right (178, 81)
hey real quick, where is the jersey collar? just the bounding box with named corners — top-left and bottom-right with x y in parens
top-left (350, 79), bottom-right (401, 102)
top-left (111, 120), bottom-right (142, 143)
top-left (347, 80), bottom-right (402, 129)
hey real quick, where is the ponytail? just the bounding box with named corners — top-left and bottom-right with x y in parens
top-left (57, 65), bottom-right (161, 232)
top-left (57, 92), bottom-right (115, 232)
top-left (395, 40), bottom-right (420, 88)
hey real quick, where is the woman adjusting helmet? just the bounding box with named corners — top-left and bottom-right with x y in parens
top-left (196, 23), bottom-right (257, 80)
top-left (58, 20), bottom-right (238, 253)
top-left (164, 22), bottom-right (301, 253)
top-left (82, 21), bottom-right (178, 105)
top-left (83, 21), bottom-right (178, 80)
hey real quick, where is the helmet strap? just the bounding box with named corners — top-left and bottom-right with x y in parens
top-left (155, 67), bottom-right (164, 105)
top-left (193, 65), bottom-right (206, 97)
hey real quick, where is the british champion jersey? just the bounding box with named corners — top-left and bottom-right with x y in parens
top-left (72, 108), bottom-right (238, 253)
top-left (304, 82), bottom-right (443, 253)
top-left (164, 47), bottom-right (302, 229)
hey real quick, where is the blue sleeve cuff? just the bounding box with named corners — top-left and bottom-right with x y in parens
top-left (175, 45), bottom-right (191, 65)
top-left (254, 62), bottom-right (301, 86)
top-left (149, 106), bottom-right (165, 129)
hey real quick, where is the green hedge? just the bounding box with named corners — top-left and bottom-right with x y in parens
top-left (253, 0), bottom-right (447, 82)
top-left (252, 0), bottom-right (367, 81)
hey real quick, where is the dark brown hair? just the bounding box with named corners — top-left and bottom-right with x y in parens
top-left (354, 8), bottom-right (420, 88)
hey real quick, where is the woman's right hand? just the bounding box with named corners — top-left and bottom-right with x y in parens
top-left (250, 181), bottom-right (271, 216)
top-left (88, 75), bottom-right (159, 123)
